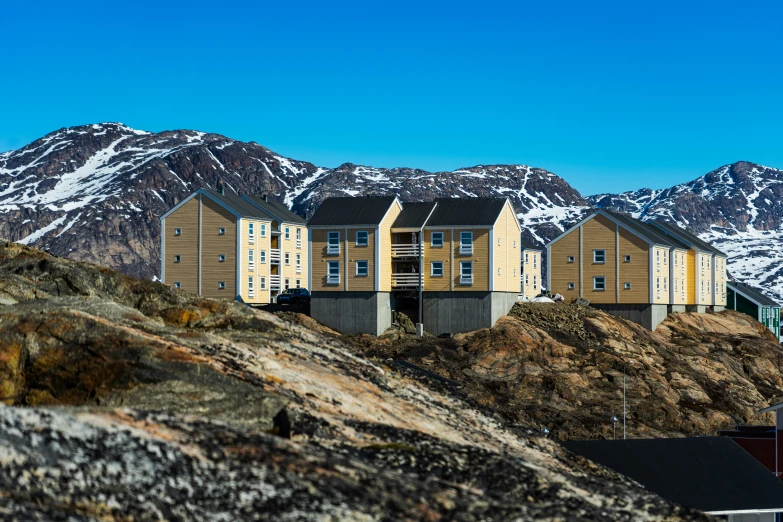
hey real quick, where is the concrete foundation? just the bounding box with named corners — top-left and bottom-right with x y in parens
top-left (593, 303), bottom-right (669, 330)
top-left (421, 291), bottom-right (518, 335)
top-left (686, 305), bottom-right (708, 314)
top-left (310, 292), bottom-right (392, 336)
top-left (713, 305), bottom-right (726, 312)
top-left (668, 305), bottom-right (687, 314)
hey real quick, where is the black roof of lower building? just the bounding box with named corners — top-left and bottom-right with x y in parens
top-left (426, 197), bottom-right (507, 227)
top-left (243, 195), bottom-right (306, 224)
top-left (519, 238), bottom-right (542, 251)
top-left (649, 219), bottom-right (726, 256)
top-left (564, 437), bottom-right (783, 514)
top-left (391, 202), bottom-right (437, 229)
top-left (307, 196), bottom-right (397, 226)
top-left (601, 210), bottom-right (686, 248)
top-left (728, 281), bottom-right (780, 307)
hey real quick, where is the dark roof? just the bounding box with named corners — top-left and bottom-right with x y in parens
top-left (519, 238), bottom-right (542, 251)
top-left (564, 437), bottom-right (783, 514)
top-left (391, 202), bottom-right (437, 229)
top-left (202, 189), bottom-right (270, 219)
top-left (307, 197), bottom-right (397, 226)
top-left (426, 198), bottom-right (507, 227)
top-left (243, 195), bottom-right (306, 224)
top-left (601, 210), bottom-right (682, 248)
top-left (728, 281), bottom-right (780, 307)
top-left (649, 220), bottom-right (726, 256)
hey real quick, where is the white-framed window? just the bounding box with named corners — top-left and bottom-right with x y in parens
top-left (497, 267), bottom-right (501, 275)
top-left (285, 278), bottom-right (290, 290)
top-left (533, 275), bottom-right (537, 289)
top-left (248, 250), bottom-right (254, 270)
top-left (260, 277), bottom-right (266, 290)
top-left (567, 282), bottom-right (575, 290)
top-left (327, 261), bottom-right (340, 284)
top-left (513, 269), bottom-right (516, 276)
top-left (497, 237), bottom-right (501, 246)
top-left (707, 258), bottom-right (710, 268)
top-left (525, 274), bottom-right (529, 285)
top-left (674, 255), bottom-right (678, 266)
top-left (327, 231), bottom-right (340, 255)
top-left (218, 254), bottom-right (226, 262)
top-left (460, 231), bottom-right (473, 255)
top-left (701, 280), bottom-right (704, 299)
top-left (285, 227), bottom-right (290, 240)
top-left (218, 227), bottom-right (225, 235)
top-left (664, 277), bottom-right (668, 291)
top-left (260, 250), bottom-right (266, 263)
top-left (356, 230), bottom-right (368, 247)
top-left (174, 282), bottom-right (181, 288)
top-left (355, 260), bottom-right (368, 276)
top-left (533, 254), bottom-right (537, 268)
top-left (431, 232), bottom-right (444, 247)
top-left (248, 276), bottom-right (254, 298)
top-left (296, 228), bottom-right (302, 248)
top-left (593, 276), bottom-right (606, 290)
top-left (248, 223), bottom-right (255, 244)
top-left (664, 253), bottom-right (668, 265)
top-left (284, 252), bottom-right (290, 265)
top-left (624, 282), bottom-right (632, 290)
top-left (174, 255), bottom-right (181, 263)
top-left (525, 253), bottom-right (529, 263)
top-left (656, 277), bottom-right (661, 298)
top-left (296, 253), bottom-right (301, 273)
top-left (594, 250), bottom-right (606, 263)
top-left (431, 261), bottom-right (444, 277)
top-left (218, 281), bottom-right (226, 290)
top-left (260, 223), bottom-right (266, 237)
top-left (174, 228), bottom-right (182, 236)
top-left (513, 240), bottom-right (517, 248)
top-left (674, 279), bottom-right (678, 292)
top-left (567, 256), bottom-right (575, 263)
top-left (460, 261), bottom-right (473, 285)
top-left (624, 255), bottom-right (631, 263)
top-left (296, 279), bottom-right (301, 288)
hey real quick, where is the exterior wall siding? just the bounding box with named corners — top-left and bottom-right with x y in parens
top-left (491, 202), bottom-right (521, 293)
top-left (715, 255), bottom-right (727, 306)
top-left (423, 229), bottom-right (452, 292)
top-left (200, 197), bottom-right (237, 299)
top-left (521, 249), bottom-right (542, 299)
top-left (652, 246), bottom-right (670, 305)
top-left (686, 250), bottom-right (697, 304)
top-left (617, 227), bottom-right (650, 303)
top-left (581, 215), bottom-right (617, 303)
top-left (379, 202), bottom-right (402, 292)
top-left (698, 252), bottom-right (712, 305)
top-left (163, 197), bottom-right (199, 293)
top-left (346, 227), bottom-right (375, 291)
top-left (451, 229), bottom-right (489, 291)
top-left (311, 229), bottom-right (344, 291)
top-left (239, 218), bottom-right (272, 304)
top-left (671, 250), bottom-right (688, 305)
top-left (548, 228), bottom-right (580, 300)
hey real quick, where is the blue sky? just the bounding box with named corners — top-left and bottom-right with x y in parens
top-left (2, 0), bottom-right (782, 195)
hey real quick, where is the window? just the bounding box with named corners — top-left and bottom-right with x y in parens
top-left (513, 240), bottom-right (517, 248)
top-left (567, 282), bottom-right (575, 290)
top-left (460, 261), bottom-right (473, 284)
top-left (248, 276), bottom-right (254, 298)
top-left (525, 274), bottom-right (529, 285)
top-left (593, 276), bottom-right (606, 290)
top-left (533, 275), bottom-right (537, 289)
top-left (460, 231), bottom-right (473, 255)
top-left (248, 223), bottom-right (255, 244)
top-left (173, 282), bottom-right (181, 288)
top-left (567, 256), bottom-right (575, 263)
top-left (624, 255), bottom-right (631, 263)
top-left (674, 255), bottom-right (678, 266)
top-left (174, 255), bottom-right (181, 263)
top-left (285, 278), bottom-right (290, 290)
top-left (674, 279), bottom-right (678, 292)
top-left (513, 269), bottom-right (516, 276)
top-left (533, 254), bottom-right (537, 268)
top-left (260, 223), bottom-right (266, 237)
top-left (356, 230), bottom-right (368, 247)
top-left (285, 227), bottom-right (290, 240)
top-left (218, 254), bottom-right (226, 262)
top-left (218, 227), bottom-right (225, 235)
top-left (296, 228), bottom-right (302, 248)
top-left (260, 277), bottom-right (266, 290)
top-left (431, 232), bottom-right (444, 247)
top-left (296, 279), bottom-right (301, 288)
top-left (497, 267), bottom-right (501, 275)
top-left (624, 282), bottom-right (632, 290)
top-left (248, 250), bottom-right (254, 270)
top-left (664, 277), bottom-right (668, 291)
top-left (656, 277), bottom-right (660, 298)
top-left (218, 281), bottom-right (226, 290)
top-left (431, 261), bottom-right (444, 277)
top-left (260, 250), bottom-right (266, 263)
top-left (707, 258), bottom-right (710, 269)
top-left (327, 261), bottom-right (340, 284)
top-left (296, 253), bottom-right (301, 272)
top-left (174, 228), bottom-right (182, 236)
top-left (327, 231), bottom-right (340, 255)
top-left (497, 237), bottom-right (501, 246)
top-left (356, 260), bottom-right (368, 276)
top-left (525, 253), bottom-right (529, 263)
top-left (593, 250), bottom-right (606, 263)
top-left (664, 254), bottom-right (668, 265)
top-left (284, 252), bottom-right (290, 265)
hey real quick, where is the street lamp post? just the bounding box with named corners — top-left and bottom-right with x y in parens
top-left (622, 360), bottom-right (634, 439)
top-left (611, 415), bottom-right (619, 440)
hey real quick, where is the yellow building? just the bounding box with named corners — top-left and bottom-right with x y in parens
top-left (547, 210), bottom-right (727, 330)
top-left (160, 188), bottom-right (308, 304)
top-left (520, 240), bottom-right (543, 299)
top-left (307, 196), bottom-right (522, 335)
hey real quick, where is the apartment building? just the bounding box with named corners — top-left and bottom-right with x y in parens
top-left (160, 188), bottom-right (307, 304)
top-left (546, 210), bottom-right (727, 329)
top-left (308, 196), bottom-right (521, 335)
top-left (520, 239), bottom-right (543, 299)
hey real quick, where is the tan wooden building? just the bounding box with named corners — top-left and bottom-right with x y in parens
top-left (519, 239), bottom-right (543, 300)
top-left (546, 210), bottom-right (727, 329)
top-left (307, 196), bottom-right (521, 335)
top-left (160, 188), bottom-right (307, 304)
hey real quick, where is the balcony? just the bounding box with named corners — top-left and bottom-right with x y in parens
top-left (391, 244), bottom-right (421, 258)
top-left (459, 244), bottom-right (473, 256)
top-left (296, 239), bottom-right (302, 249)
top-left (327, 275), bottom-right (340, 285)
top-left (269, 275), bottom-right (281, 288)
top-left (296, 266), bottom-right (302, 274)
top-left (327, 244), bottom-right (340, 255)
top-left (460, 276), bottom-right (473, 286)
top-left (269, 249), bottom-right (281, 263)
top-left (391, 273), bottom-right (422, 288)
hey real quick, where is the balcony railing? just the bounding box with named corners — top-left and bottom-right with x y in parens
top-left (296, 239), bottom-right (302, 249)
top-left (327, 275), bottom-right (340, 285)
top-left (327, 244), bottom-right (340, 255)
top-left (391, 243), bottom-right (421, 258)
top-left (391, 273), bottom-right (422, 288)
top-left (269, 275), bottom-right (281, 288)
top-left (296, 266), bottom-right (302, 274)
top-left (459, 244), bottom-right (473, 255)
top-left (269, 249), bottom-right (281, 263)
top-left (460, 275), bottom-right (473, 286)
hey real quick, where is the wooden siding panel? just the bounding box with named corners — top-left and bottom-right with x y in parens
top-left (379, 201), bottom-right (402, 292)
top-left (651, 246), bottom-right (670, 304)
top-left (200, 198), bottom-right (237, 299)
top-left (346, 228), bottom-right (375, 291)
top-left (582, 216), bottom-right (617, 303)
top-left (617, 227), bottom-right (650, 303)
top-left (686, 250), bottom-right (697, 304)
top-left (163, 198), bottom-right (199, 293)
top-left (452, 229), bottom-right (489, 291)
top-left (715, 255), bottom-right (727, 306)
top-left (672, 250), bottom-right (688, 305)
top-left (492, 202), bottom-right (521, 293)
top-left (548, 228), bottom-right (579, 299)
top-left (239, 219), bottom-right (273, 304)
top-left (423, 230), bottom-right (451, 291)
top-left (311, 229), bottom-right (344, 291)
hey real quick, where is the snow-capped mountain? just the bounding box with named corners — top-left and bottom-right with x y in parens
top-left (2, 124), bottom-right (781, 302)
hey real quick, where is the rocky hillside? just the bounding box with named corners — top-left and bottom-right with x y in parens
top-left (0, 241), bottom-right (707, 520)
top-left (352, 302), bottom-right (783, 441)
top-left (3, 124), bottom-right (783, 299)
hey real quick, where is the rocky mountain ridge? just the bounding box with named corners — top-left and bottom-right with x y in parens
top-left (2, 123), bottom-right (782, 299)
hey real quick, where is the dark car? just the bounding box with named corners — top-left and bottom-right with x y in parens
top-left (277, 288), bottom-right (311, 305)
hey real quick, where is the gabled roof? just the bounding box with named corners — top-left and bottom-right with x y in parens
top-left (242, 195), bottom-right (306, 224)
top-left (564, 437), bottom-right (783, 515)
top-left (728, 281), bottom-right (780, 307)
top-left (425, 197), bottom-right (507, 227)
top-left (160, 188), bottom-right (271, 221)
top-left (519, 238), bottom-right (543, 251)
top-left (601, 210), bottom-right (683, 248)
top-left (307, 196), bottom-right (398, 226)
top-left (649, 220), bottom-right (726, 256)
top-left (391, 202), bottom-right (437, 229)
